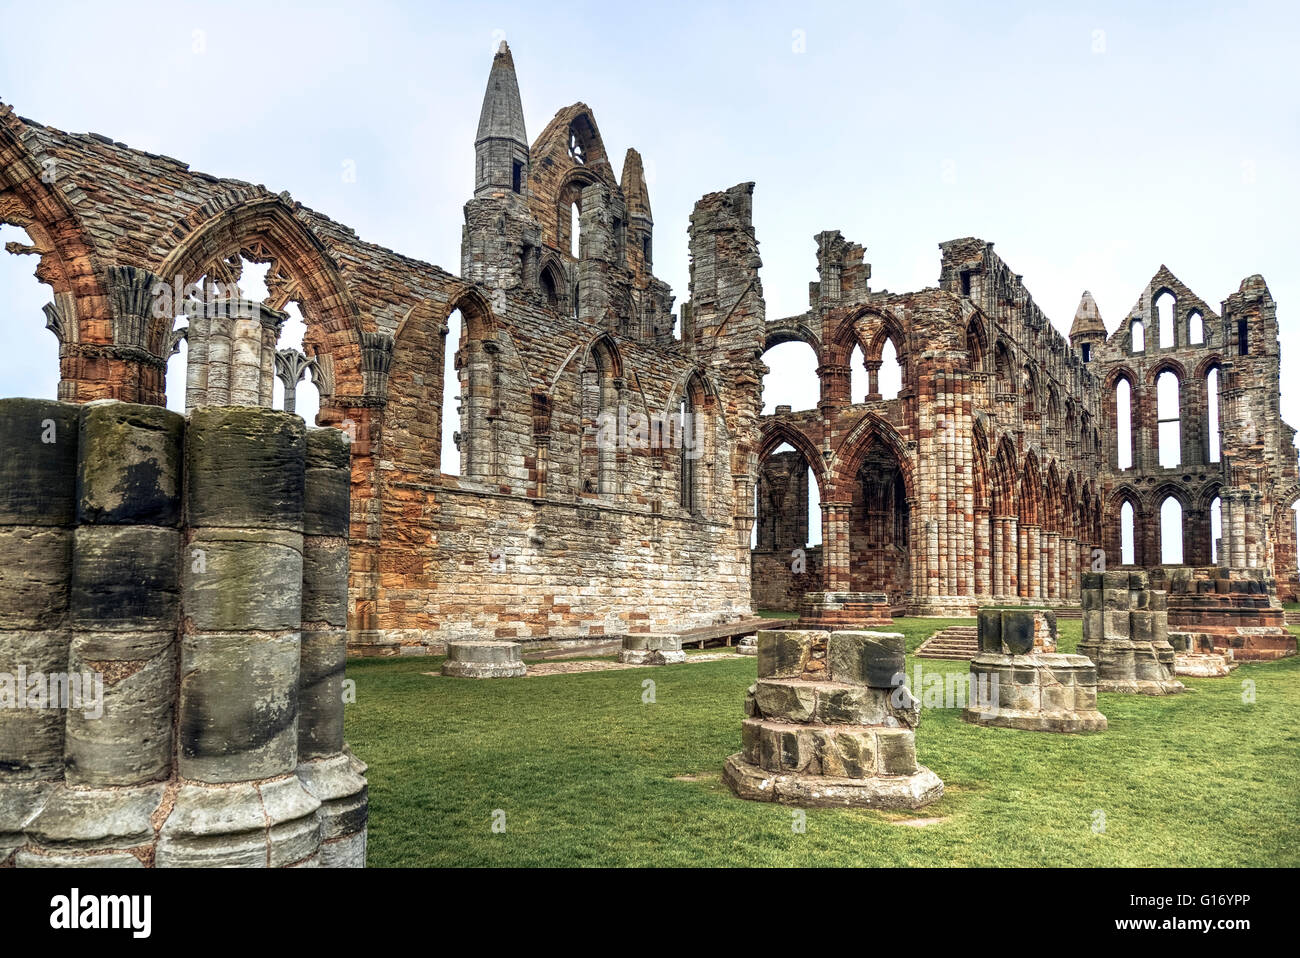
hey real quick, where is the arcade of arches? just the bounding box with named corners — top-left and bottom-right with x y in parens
top-left (3, 45), bottom-right (1297, 652)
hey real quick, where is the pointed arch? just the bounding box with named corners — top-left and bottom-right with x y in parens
top-left (759, 420), bottom-right (828, 499)
top-left (830, 411), bottom-right (915, 499)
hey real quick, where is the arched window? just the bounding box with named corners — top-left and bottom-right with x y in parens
top-left (1157, 370), bottom-right (1181, 468)
top-left (1211, 495), bottom-right (1223, 564)
top-left (1161, 496), bottom-right (1183, 564)
top-left (1189, 310), bottom-right (1204, 345)
top-left (678, 375), bottom-right (712, 515)
top-left (878, 338), bottom-right (901, 400)
top-left (1207, 367), bottom-right (1221, 463)
top-left (850, 344), bottom-right (867, 402)
top-left (570, 202), bottom-right (581, 258)
top-left (540, 265), bottom-right (559, 308)
top-left (1121, 501), bottom-right (1136, 565)
top-left (1116, 378), bottom-right (1133, 470)
top-left (0, 222), bottom-right (61, 401)
top-left (1131, 319), bottom-right (1145, 353)
top-left (580, 346), bottom-right (618, 495)
top-left (761, 340), bottom-right (819, 414)
top-left (1156, 292), bottom-right (1175, 348)
top-left (994, 342), bottom-right (1014, 394)
top-left (441, 308), bottom-right (464, 475)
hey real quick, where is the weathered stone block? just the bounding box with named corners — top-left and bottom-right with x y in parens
top-left (77, 401), bottom-right (183, 526)
top-left (753, 679), bottom-right (816, 723)
top-left (185, 406), bottom-right (306, 530)
top-left (757, 630), bottom-right (817, 678)
top-left (0, 398), bottom-right (79, 526)
top-left (1001, 610), bottom-right (1036, 654)
top-left (827, 630), bottom-right (905, 688)
top-left (70, 525), bottom-right (179, 631)
top-left (178, 632), bottom-right (301, 783)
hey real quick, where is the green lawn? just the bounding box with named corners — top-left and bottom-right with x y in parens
top-left (344, 618), bottom-right (1300, 867)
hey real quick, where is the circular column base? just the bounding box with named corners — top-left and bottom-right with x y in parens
top-left (617, 649), bottom-right (686, 665)
top-left (721, 753), bottom-right (943, 809)
top-left (442, 640), bottom-right (526, 678)
top-left (961, 707), bottom-right (1108, 733)
top-left (1096, 678), bottom-right (1185, 695)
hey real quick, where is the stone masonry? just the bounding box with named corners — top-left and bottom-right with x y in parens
top-left (752, 239), bottom-right (1299, 618)
top-left (0, 398), bottom-right (367, 867)
top-left (1077, 570), bottom-right (1184, 695)
top-left (2, 41), bottom-right (1295, 651)
top-left (723, 629), bottom-right (943, 808)
top-left (963, 609), bottom-right (1107, 733)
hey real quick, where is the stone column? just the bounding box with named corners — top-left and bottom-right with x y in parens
top-left (0, 400), bottom-right (79, 823)
top-left (65, 402), bottom-right (182, 789)
top-left (296, 426), bottom-right (369, 867)
top-left (974, 508), bottom-right (991, 598)
top-left (821, 501), bottom-right (852, 591)
top-left (205, 312), bottom-right (233, 406)
top-left (1046, 531), bottom-right (1060, 601)
top-left (165, 406), bottom-right (319, 866)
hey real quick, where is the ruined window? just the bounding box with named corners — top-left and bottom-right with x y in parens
top-left (994, 342), bottom-right (1014, 393)
top-left (1022, 366), bottom-right (1038, 414)
top-left (850, 344), bottom-right (867, 401)
top-left (1121, 501), bottom-right (1136, 565)
top-left (540, 267), bottom-right (559, 308)
top-left (0, 222), bottom-right (62, 400)
top-left (570, 203), bottom-right (581, 258)
top-left (1157, 370), bottom-right (1181, 468)
top-left (878, 339), bottom-right (901, 400)
top-left (761, 340), bottom-right (818, 414)
top-left (1238, 318), bottom-right (1248, 355)
top-left (511, 160), bottom-right (523, 193)
top-left (573, 281), bottom-right (581, 321)
top-left (568, 128), bottom-right (586, 165)
top-left (580, 350), bottom-right (617, 495)
top-left (1211, 495), bottom-right (1222, 564)
top-left (679, 396), bottom-right (696, 513)
top-left (441, 308), bottom-right (464, 475)
top-left (1131, 319), bottom-right (1145, 353)
top-left (807, 466), bottom-right (822, 546)
top-left (1081, 343), bottom-right (1091, 363)
top-left (1189, 310), bottom-right (1204, 345)
top-left (1161, 496), bottom-right (1183, 564)
top-left (960, 270), bottom-right (973, 297)
top-left (642, 235), bottom-right (652, 266)
top-left (1207, 367), bottom-right (1221, 463)
top-left (1116, 378), bottom-right (1133, 470)
top-left (1156, 291), bottom-right (1175, 348)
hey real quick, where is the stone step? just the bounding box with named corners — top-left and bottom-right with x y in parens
top-left (914, 626), bottom-right (981, 661)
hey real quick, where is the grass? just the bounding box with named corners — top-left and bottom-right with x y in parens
top-left (344, 618), bottom-right (1300, 867)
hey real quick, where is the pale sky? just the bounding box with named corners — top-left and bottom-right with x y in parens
top-left (2, 1), bottom-right (1297, 552)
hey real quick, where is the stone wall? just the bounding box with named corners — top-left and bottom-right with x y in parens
top-left (0, 398), bottom-right (367, 867)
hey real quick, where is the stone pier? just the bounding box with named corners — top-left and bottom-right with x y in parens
top-left (1078, 571), bottom-right (1184, 695)
top-left (723, 629), bottom-right (943, 809)
top-left (442, 640), bottom-right (527, 678)
top-left (962, 609), bottom-right (1107, 733)
top-left (795, 592), bottom-right (892, 630)
top-left (0, 399), bottom-right (368, 867)
top-left (617, 633), bottom-right (686, 665)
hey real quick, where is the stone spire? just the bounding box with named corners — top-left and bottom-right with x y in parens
top-left (474, 41), bottom-right (529, 196)
top-left (620, 148), bottom-right (652, 222)
top-left (1070, 290), bottom-right (1106, 339)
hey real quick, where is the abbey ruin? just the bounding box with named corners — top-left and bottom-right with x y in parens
top-left (1, 41), bottom-right (1296, 664)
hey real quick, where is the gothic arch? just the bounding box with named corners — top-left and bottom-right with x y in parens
top-left (758, 419), bottom-right (828, 499)
top-left (154, 195), bottom-right (365, 396)
top-left (830, 412), bottom-right (914, 500)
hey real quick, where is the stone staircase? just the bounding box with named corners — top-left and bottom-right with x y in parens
top-left (914, 624), bottom-right (979, 660)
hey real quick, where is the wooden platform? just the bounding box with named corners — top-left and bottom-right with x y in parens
top-left (674, 617), bottom-right (769, 649)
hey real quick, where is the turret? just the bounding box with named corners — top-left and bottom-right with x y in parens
top-left (1070, 290), bottom-right (1106, 363)
top-left (474, 41), bottom-right (529, 197)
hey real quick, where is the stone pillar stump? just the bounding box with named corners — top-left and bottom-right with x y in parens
top-left (442, 640), bottom-right (526, 678)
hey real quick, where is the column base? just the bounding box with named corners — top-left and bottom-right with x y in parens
top-left (441, 640), bottom-right (527, 678)
top-left (722, 754), bottom-right (944, 809)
